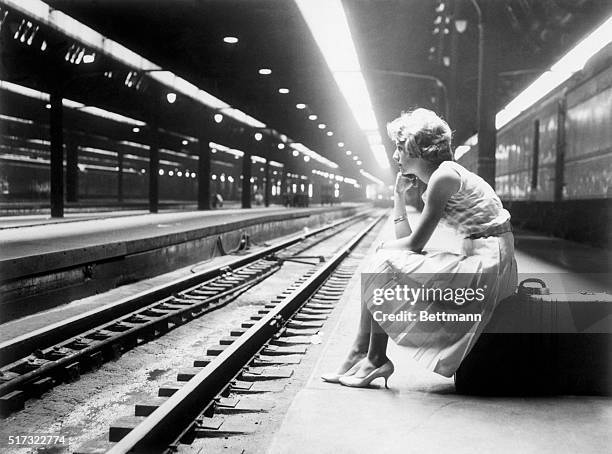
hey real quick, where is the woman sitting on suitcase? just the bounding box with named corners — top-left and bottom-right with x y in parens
top-left (322, 108), bottom-right (518, 388)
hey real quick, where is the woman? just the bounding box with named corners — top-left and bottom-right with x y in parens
top-left (322, 108), bottom-right (517, 388)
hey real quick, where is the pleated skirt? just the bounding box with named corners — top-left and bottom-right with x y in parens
top-left (363, 232), bottom-right (518, 377)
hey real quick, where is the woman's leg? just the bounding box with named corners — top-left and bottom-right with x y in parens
top-left (349, 318), bottom-right (390, 377)
top-left (366, 318), bottom-right (390, 366)
top-left (334, 297), bottom-right (373, 373)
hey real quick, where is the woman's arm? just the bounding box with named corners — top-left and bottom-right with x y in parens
top-left (393, 191), bottom-right (413, 239)
top-left (384, 167), bottom-right (460, 252)
top-left (393, 173), bottom-right (415, 239)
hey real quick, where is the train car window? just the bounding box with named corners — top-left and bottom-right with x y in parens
top-left (531, 119), bottom-right (540, 190)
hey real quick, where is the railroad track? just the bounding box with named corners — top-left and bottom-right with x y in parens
top-left (0, 211), bottom-right (375, 417)
top-left (95, 213), bottom-right (385, 454)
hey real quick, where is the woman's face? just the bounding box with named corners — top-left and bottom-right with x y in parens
top-left (392, 138), bottom-right (419, 175)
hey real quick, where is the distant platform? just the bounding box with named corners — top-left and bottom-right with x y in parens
top-left (0, 203), bottom-right (361, 321)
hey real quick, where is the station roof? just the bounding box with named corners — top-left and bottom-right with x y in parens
top-left (2, 0), bottom-right (611, 182)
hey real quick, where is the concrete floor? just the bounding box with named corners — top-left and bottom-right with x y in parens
top-left (267, 215), bottom-right (612, 454)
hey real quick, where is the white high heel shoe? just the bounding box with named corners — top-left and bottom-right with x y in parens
top-left (321, 358), bottom-right (365, 384)
top-left (338, 360), bottom-right (394, 388)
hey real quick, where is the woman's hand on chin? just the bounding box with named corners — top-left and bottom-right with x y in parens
top-left (394, 172), bottom-right (417, 195)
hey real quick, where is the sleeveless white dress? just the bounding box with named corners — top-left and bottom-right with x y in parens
top-left (364, 161), bottom-right (518, 377)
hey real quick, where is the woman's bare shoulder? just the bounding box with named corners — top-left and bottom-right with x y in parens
top-left (428, 162), bottom-right (461, 196)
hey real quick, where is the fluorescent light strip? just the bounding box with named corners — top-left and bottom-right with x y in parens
top-left (360, 169), bottom-right (384, 186)
top-left (0, 152), bottom-right (51, 164)
top-left (4, 0), bottom-right (266, 128)
top-left (0, 113), bottom-right (34, 124)
top-left (159, 159), bottom-right (180, 166)
top-left (269, 160), bottom-right (284, 168)
top-left (119, 140), bottom-right (150, 150)
top-left (159, 148), bottom-right (197, 160)
top-left (0, 80), bottom-right (146, 126)
top-left (458, 14), bottom-right (612, 153)
top-left (124, 154), bottom-right (149, 162)
top-left (496, 14), bottom-right (612, 130)
top-left (290, 142), bottom-right (338, 169)
top-left (209, 141), bottom-right (245, 158)
top-left (295, 0), bottom-right (389, 169)
top-left (159, 128), bottom-right (198, 143)
top-left (251, 155), bottom-right (267, 164)
top-left (78, 146), bottom-right (118, 157)
top-left (26, 138), bottom-right (50, 145)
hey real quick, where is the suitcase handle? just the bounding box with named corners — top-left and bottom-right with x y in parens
top-left (517, 278), bottom-right (550, 296)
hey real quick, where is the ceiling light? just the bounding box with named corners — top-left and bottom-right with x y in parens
top-left (159, 169), bottom-right (164, 176)
top-left (304, 156), bottom-right (310, 162)
top-left (277, 143), bottom-right (285, 150)
top-left (132, 127), bottom-right (140, 133)
top-left (7, 1), bottom-right (269, 129)
top-left (357, 161), bottom-right (362, 165)
top-left (327, 131), bottom-right (333, 136)
top-left (337, 142), bottom-right (344, 147)
top-left (83, 53), bottom-right (95, 63)
top-left (496, 14), bottom-right (612, 129)
top-left (278, 88), bottom-right (290, 94)
top-left (182, 139), bottom-right (188, 145)
top-left (214, 113), bottom-right (223, 123)
top-left (318, 123), bottom-right (326, 129)
top-left (296, 103), bottom-right (306, 109)
top-left (346, 150), bottom-right (351, 155)
top-left (40, 40), bottom-right (47, 51)
top-left (436, 3), bottom-right (445, 13)
top-left (223, 36), bottom-right (239, 44)
top-left (296, 0), bottom-right (389, 169)
top-left (166, 92), bottom-right (177, 103)
top-left (292, 150), bottom-right (299, 157)
top-left (308, 114), bottom-right (318, 120)
top-left (455, 20), bottom-right (467, 33)
top-left (254, 132), bottom-right (263, 141)
top-left (258, 68), bottom-right (272, 75)
top-left (353, 156), bottom-right (358, 161)
top-left (45, 103), bottom-right (51, 109)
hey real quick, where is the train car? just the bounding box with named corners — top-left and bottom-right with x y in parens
top-left (457, 43), bottom-right (612, 247)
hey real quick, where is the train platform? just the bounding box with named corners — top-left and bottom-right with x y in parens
top-left (0, 199), bottom-right (241, 218)
top-left (267, 213), bottom-right (612, 454)
top-left (0, 203), bottom-right (361, 321)
top-left (0, 200), bottom-right (244, 229)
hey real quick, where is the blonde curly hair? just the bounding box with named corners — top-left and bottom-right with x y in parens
top-left (386, 108), bottom-right (453, 164)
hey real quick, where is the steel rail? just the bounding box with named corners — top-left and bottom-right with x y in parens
top-left (0, 262), bottom-right (280, 399)
top-left (107, 213), bottom-right (385, 453)
top-left (0, 211), bottom-right (368, 367)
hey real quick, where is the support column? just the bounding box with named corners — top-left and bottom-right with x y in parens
top-left (198, 138), bottom-right (211, 210)
top-left (475, 0), bottom-right (499, 188)
top-left (554, 99), bottom-right (566, 202)
top-left (447, 0), bottom-right (459, 127)
top-left (49, 86), bottom-right (64, 217)
top-left (66, 138), bottom-right (78, 203)
top-left (117, 150), bottom-right (124, 203)
top-left (264, 160), bottom-right (271, 207)
top-left (241, 152), bottom-right (252, 208)
top-left (148, 125), bottom-right (160, 213)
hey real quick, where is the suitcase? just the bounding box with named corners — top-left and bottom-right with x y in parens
top-left (454, 278), bottom-right (612, 396)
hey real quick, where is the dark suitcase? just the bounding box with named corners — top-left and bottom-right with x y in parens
top-left (455, 278), bottom-right (612, 395)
